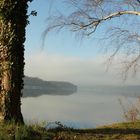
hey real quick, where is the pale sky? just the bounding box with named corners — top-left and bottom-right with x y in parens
top-left (24, 0), bottom-right (140, 86)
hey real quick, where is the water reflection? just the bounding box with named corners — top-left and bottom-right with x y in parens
top-left (21, 89), bottom-right (137, 128)
top-left (23, 76), bottom-right (77, 97)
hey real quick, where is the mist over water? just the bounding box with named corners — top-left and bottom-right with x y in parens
top-left (21, 86), bottom-right (138, 128)
top-left (24, 53), bottom-right (140, 128)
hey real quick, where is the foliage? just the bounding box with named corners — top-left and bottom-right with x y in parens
top-left (0, 121), bottom-right (140, 140)
top-left (0, 121), bottom-right (53, 140)
top-left (0, 0), bottom-right (30, 122)
top-left (0, 0), bottom-right (36, 122)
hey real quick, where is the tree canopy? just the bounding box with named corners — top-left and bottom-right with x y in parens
top-left (45, 0), bottom-right (140, 78)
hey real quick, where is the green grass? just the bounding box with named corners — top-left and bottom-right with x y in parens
top-left (0, 121), bottom-right (54, 140)
top-left (0, 121), bottom-right (140, 140)
top-left (100, 121), bottom-right (140, 129)
top-left (48, 121), bottom-right (140, 140)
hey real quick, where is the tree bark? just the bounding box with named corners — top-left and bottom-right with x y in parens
top-left (0, 0), bottom-right (28, 123)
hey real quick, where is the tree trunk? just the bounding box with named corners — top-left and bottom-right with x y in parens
top-left (0, 0), bottom-right (28, 123)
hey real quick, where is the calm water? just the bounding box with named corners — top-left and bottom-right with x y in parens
top-left (21, 89), bottom-right (137, 128)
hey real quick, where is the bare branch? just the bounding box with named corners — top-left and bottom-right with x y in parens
top-left (81, 11), bottom-right (140, 31)
top-left (45, 0), bottom-right (140, 77)
top-left (136, 0), bottom-right (140, 4)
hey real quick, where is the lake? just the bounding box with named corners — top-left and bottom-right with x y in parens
top-left (21, 87), bottom-right (138, 128)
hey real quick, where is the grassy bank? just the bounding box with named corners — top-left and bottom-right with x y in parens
top-left (0, 122), bottom-right (53, 140)
top-left (1, 121), bottom-right (140, 140)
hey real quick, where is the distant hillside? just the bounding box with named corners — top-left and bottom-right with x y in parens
top-left (23, 76), bottom-right (77, 97)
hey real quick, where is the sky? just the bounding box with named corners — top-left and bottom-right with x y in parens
top-left (24, 0), bottom-right (140, 86)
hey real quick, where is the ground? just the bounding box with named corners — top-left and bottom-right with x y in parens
top-left (1, 121), bottom-right (140, 140)
top-left (50, 122), bottom-right (140, 140)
